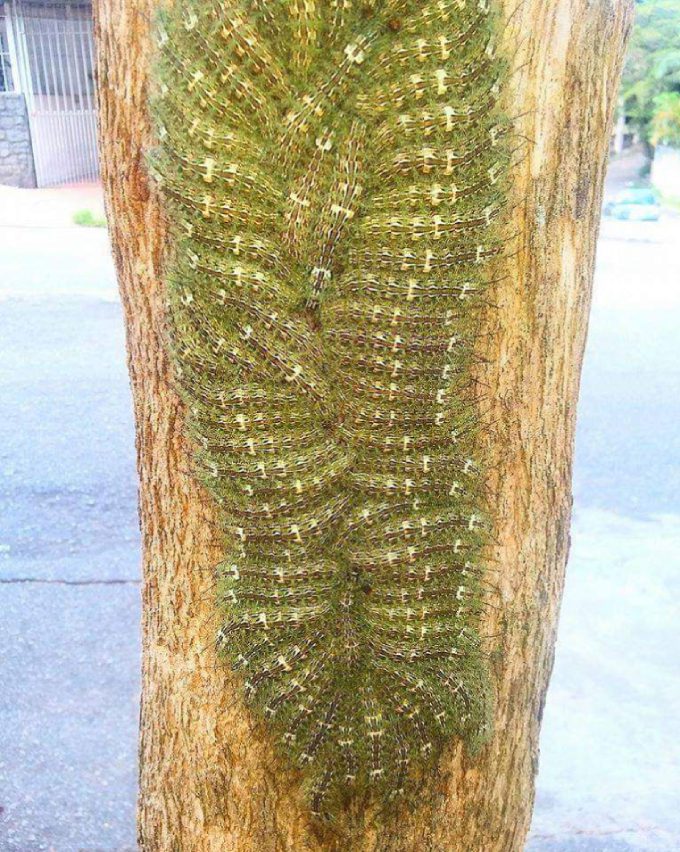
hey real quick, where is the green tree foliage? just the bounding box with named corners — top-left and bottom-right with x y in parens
top-left (622, 0), bottom-right (680, 144)
top-left (651, 91), bottom-right (680, 145)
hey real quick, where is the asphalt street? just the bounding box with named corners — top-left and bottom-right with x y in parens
top-left (527, 214), bottom-right (680, 852)
top-left (0, 218), bottom-right (139, 851)
top-left (0, 190), bottom-right (678, 850)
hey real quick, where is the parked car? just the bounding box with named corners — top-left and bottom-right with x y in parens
top-left (604, 188), bottom-right (661, 221)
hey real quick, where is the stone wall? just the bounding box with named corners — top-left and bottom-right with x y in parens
top-left (0, 93), bottom-right (36, 188)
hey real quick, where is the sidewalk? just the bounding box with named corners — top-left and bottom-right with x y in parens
top-left (0, 182), bottom-right (106, 229)
top-left (0, 182), bottom-right (116, 301)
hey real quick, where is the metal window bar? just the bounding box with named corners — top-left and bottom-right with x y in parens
top-left (7, 0), bottom-right (98, 186)
top-left (0, 5), bottom-right (15, 91)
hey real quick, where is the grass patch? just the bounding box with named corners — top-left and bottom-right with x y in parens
top-left (73, 208), bottom-right (107, 228)
top-left (660, 194), bottom-right (680, 213)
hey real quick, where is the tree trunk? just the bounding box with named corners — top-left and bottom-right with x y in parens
top-left (94, 1), bottom-right (633, 849)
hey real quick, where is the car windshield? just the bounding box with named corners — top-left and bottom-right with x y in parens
top-left (616, 189), bottom-right (658, 205)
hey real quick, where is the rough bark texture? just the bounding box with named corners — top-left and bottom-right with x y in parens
top-left (94, 1), bottom-right (633, 849)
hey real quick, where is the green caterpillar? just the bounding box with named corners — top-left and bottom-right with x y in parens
top-left (150, 0), bottom-right (512, 819)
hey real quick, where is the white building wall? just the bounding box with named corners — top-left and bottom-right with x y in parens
top-left (652, 145), bottom-right (680, 199)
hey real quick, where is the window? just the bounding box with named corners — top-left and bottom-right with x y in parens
top-left (0, 5), bottom-right (14, 92)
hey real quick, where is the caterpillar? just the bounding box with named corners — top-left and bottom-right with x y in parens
top-left (149, 0), bottom-right (513, 820)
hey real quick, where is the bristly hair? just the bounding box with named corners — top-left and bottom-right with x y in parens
top-left (148, 0), bottom-right (514, 820)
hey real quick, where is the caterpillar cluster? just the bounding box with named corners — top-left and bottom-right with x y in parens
top-left (150, 0), bottom-right (513, 819)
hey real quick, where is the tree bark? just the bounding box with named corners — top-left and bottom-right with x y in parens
top-left (94, 1), bottom-right (633, 849)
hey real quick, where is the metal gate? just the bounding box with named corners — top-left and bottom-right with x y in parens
top-left (7, 0), bottom-right (98, 186)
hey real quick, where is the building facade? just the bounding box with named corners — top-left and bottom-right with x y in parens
top-left (0, 0), bottom-right (98, 188)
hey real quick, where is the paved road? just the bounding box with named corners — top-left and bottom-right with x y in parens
top-left (0, 202), bottom-right (678, 850)
top-left (527, 214), bottom-right (680, 852)
top-left (0, 223), bottom-right (139, 851)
